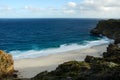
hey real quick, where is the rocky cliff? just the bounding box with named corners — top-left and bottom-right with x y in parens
top-left (0, 50), bottom-right (15, 79)
top-left (90, 19), bottom-right (120, 39)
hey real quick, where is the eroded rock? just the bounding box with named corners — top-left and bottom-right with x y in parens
top-left (0, 50), bottom-right (14, 78)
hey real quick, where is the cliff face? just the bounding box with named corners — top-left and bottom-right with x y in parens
top-left (90, 19), bottom-right (120, 39)
top-left (0, 50), bottom-right (14, 78)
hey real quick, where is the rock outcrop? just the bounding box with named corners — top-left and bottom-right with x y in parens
top-left (31, 61), bottom-right (91, 80)
top-left (90, 19), bottom-right (120, 39)
top-left (0, 50), bottom-right (14, 79)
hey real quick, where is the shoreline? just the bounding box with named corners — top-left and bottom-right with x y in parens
top-left (14, 43), bottom-right (108, 78)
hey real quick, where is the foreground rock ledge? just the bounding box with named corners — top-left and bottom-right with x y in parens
top-left (0, 50), bottom-right (14, 78)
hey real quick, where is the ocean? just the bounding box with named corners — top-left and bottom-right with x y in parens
top-left (0, 18), bottom-right (111, 59)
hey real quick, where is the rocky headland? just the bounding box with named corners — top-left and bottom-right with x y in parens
top-left (90, 19), bottom-right (120, 41)
top-left (31, 19), bottom-right (120, 80)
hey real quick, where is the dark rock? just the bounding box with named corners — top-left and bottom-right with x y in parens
top-left (14, 70), bottom-right (19, 73)
top-left (90, 29), bottom-right (101, 36)
top-left (55, 61), bottom-right (90, 74)
top-left (103, 44), bottom-right (120, 58)
top-left (90, 19), bottom-right (120, 39)
top-left (13, 73), bottom-right (18, 78)
top-left (102, 43), bottom-right (120, 64)
top-left (115, 38), bottom-right (120, 44)
top-left (85, 55), bottom-right (103, 63)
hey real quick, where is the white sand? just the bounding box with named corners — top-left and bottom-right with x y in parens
top-left (14, 44), bottom-right (108, 78)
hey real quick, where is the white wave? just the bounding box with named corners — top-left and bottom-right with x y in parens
top-left (9, 37), bottom-right (114, 60)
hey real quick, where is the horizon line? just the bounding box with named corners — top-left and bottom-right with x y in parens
top-left (0, 17), bottom-right (117, 19)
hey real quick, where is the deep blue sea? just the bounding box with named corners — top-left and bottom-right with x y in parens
top-left (0, 18), bottom-right (111, 59)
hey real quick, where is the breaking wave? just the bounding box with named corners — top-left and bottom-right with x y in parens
top-left (9, 37), bottom-right (113, 60)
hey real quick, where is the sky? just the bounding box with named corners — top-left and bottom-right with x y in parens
top-left (0, 0), bottom-right (120, 18)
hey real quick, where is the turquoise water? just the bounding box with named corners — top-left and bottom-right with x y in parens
top-left (0, 18), bottom-right (110, 59)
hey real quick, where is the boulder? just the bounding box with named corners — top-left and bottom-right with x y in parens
top-left (90, 29), bottom-right (101, 36)
top-left (55, 61), bottom-right (90, 73)
top-left (0, 50), bottom-right (14, 78)
top-left (103, 44), bottom-right (120, 58)
top-left (85, 55), bottom-right (103, 63)
top-left (115, 38), bottom-right (120, 44)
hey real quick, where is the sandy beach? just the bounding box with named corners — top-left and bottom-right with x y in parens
top-left (14, 44), bottom-right (108, 78)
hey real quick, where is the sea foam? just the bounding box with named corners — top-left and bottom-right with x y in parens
top-left (9, 37), bottom-right (113, 60)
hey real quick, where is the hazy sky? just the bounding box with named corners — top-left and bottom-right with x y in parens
top-left (0, 0), bottom-right (120, 18)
